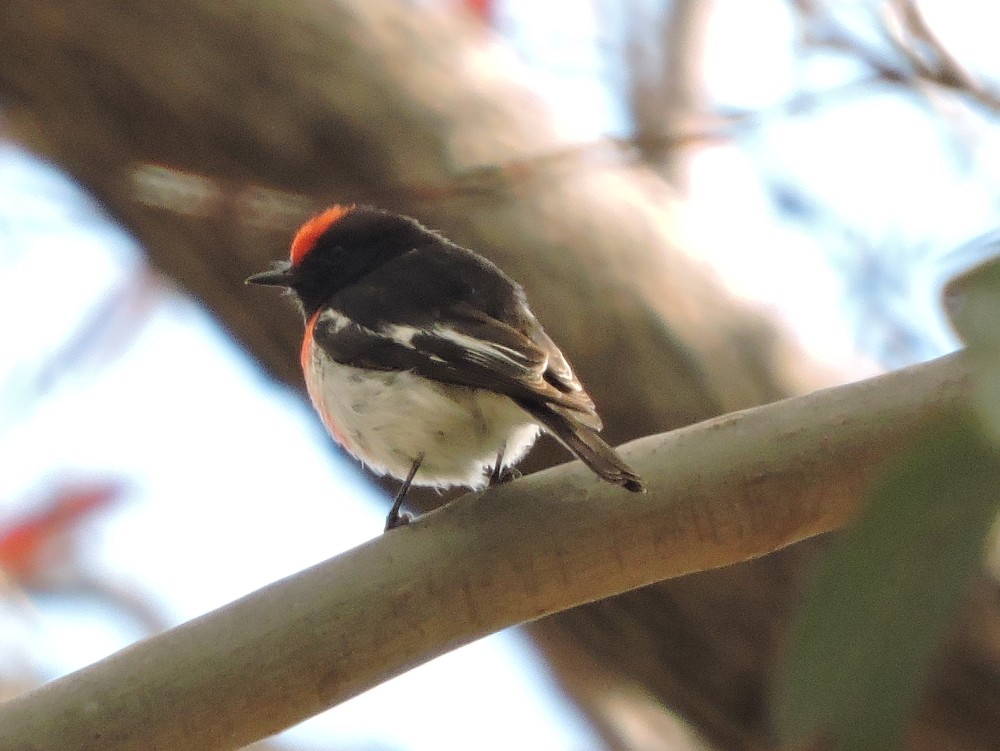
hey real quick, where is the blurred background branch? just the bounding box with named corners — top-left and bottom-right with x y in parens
top-left (2, 1), bottom-right (1000, 749)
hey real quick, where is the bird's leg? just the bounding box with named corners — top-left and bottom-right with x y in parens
top-left (385, 453), bottom-right (423, 532)
top-left (489, 447), bottom-right (506, 486)
top-left (489, 445), bottom-right (522, 486)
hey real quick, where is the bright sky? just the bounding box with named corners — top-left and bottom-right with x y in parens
top-left (1, 1), bottom-right (995, 749)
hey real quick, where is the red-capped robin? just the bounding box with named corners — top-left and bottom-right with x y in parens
top-left (247, 205), bottom-right (644, 530)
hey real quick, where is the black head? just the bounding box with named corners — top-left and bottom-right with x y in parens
top-left (245, 205), bottom-right (433, 316)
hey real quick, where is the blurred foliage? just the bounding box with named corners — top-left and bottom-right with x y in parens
top-left (776, 412), bottom-right (1000, 751)
top-left (777, 253), bottom-right (1000, 750)
top-left (946, 253), bottom-right (1000, 442)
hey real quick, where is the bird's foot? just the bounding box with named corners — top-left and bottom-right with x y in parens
top-left (490, 466), bottom-right (522, 486)
top-left (384, 509), bottom-right (413, 532)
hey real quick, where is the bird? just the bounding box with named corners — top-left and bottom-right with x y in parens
top-left (246, 205), bottom-right (645, 530)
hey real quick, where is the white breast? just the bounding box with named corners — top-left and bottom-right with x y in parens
top-left (304, 348), bottom-right (541, 489)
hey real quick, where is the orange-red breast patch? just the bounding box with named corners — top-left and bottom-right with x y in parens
top-left (301, 310), bottom-right (356, 453)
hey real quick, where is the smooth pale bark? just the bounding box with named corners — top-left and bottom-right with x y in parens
top-left (0, 353), bottom-right (969, 751)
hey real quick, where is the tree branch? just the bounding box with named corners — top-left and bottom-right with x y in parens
top-left (0, 352), bottom-right (970, 751)
top-left (0, 1), bottom-right (846, 744)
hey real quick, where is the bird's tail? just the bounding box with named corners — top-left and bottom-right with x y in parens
top-left (523, 404), bottom-right (646, 493)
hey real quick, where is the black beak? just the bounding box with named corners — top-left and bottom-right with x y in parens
top-left (245, 266), bottom-right (295, 288)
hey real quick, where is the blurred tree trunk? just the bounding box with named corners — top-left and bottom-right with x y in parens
top-left (618, 0), bottom-right (715, 184)
top-left (2, 2), bottom-right (999, 749)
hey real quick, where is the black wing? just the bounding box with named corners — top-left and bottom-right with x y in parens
top-left (310, 241), bottom-right (649, 490)
top-left (310, 298), bottom-right (602, 429)
top-left (310, 240), bottom-right (599, 426)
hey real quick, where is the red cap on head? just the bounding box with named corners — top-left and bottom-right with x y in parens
top-left (290, 204), bottom-right (354, 266)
